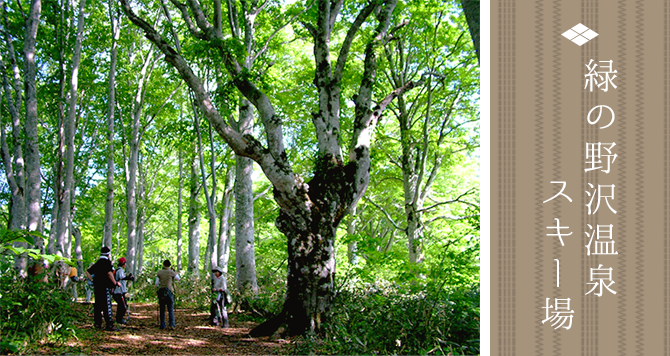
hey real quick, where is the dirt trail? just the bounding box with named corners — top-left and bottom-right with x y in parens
top-left (45, 302), bottom-right (287, 355)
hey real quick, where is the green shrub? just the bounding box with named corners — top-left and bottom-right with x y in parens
top-left (0, 270), bottom-right (85, 354)
top-left (298, 283), bottom-right (480, 355)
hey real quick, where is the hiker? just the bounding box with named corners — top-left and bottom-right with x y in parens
top-left (65, 264), bottom-right (79, 301)
top-left (209, 266), bottom-right (230, 328)
top-left (84, 262), bottom-right (95, 304)
top-left (86, 246), bottom-right (122, 331)
top-left (155, 259), bottom-right (180, 329)
top-left (113, 257), bottom-right (134, 324)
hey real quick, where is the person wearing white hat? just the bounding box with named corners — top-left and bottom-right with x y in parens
top-left (210, 266), bottom-right (229, 328)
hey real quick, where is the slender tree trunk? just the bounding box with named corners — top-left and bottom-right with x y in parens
top-left (74, 225), bottom-right (83, 272)
top-left (187, 151), bottom-right (201, 277)
top-left (23, 0), bottom-right (42, 253)
top-left (48, 196), bottom-right (58, 254)
top-left (194, 110), bottom-right (217, 273)
top-left (234, 98), bottom-right (257, 295)
top-left (126, 47), bottom-right (153, 276)
top-left (346, 207), bottom-right (358, 265)
top-left (56, 0), bottom-right (85, 258)
top-left (103, 0), bottom-right (119, 249)
top-left (218, 168), bottom-right (234, 272)
top-left (136, 164), bottom-right (146, 275)
top-left (137, 218), bottom-right (145, 275)
top-left (177, 148), bottom-right (184, 271)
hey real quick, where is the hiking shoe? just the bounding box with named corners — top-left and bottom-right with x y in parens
top-left (105, 326), bottom-right (120, 332)
top-left (117, 319), bottom-right (128, 325)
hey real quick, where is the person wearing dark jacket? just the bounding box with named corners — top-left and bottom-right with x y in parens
top-left (86, 246), bottom-right (121, 331)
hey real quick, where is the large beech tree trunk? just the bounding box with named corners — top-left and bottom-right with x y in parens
top-left (120, 0), bottom-right (410, 336)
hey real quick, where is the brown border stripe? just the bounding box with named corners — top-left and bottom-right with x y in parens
top-left (551, 1), bottom-right (563, 355)
top-left (665, 2), bottom-right (670, 354)
top-left (633, 0), bottom-right (645, 352)
top-left (498, 0), bottom-right (516, 354)
top-left (534, 0), bottom-right (545, 354)
top-left (616, 0), bottom-right (628, 355)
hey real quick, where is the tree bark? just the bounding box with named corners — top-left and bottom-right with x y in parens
top-left (56, 0), bottom-right (85, 258)
top-left (217, 168), bottom-right (234, 272)
top-left (177, 147), bottom-right (184, 271)
top-left (346, 207), bottom-right (358, 265)
top-left (125, 46), bottom-right (154, 276)
top-left (103, 0), bottom-right (119, 249)
top-left (194, 108), bottom-right (218, 273)
top-left (187, 151), bottom-right (201, 277)
top-left (23, 0), bottom-right (42, 247)
top-left (234, 98), bottom-right (257, 295)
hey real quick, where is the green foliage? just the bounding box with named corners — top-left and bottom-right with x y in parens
top-left (0, 271), bottom-right (85, 354)
top-left (0, 229), bottom-right (74, 266)
top-left (284, 281), bottom-right (480, 356)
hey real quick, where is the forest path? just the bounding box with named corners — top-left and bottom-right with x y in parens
top-left (46, 302), bottom-right (287, 355)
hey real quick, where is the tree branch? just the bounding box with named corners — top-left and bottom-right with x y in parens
top-left (252, 1), bottom-right (314, 63)
top-left (120, 0), bottom-right (297, 197)
top-left (418, 188), bottom-right (478, 213)
top-left (425, 214), bottom-right (479, 225)
top-left (333, 1), bottom-right (377, 84)
top-left (364, 197), bottom-right (404, 231)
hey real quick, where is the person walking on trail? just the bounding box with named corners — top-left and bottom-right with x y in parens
top-left (112, 257), bottom-right (134, 324)
top-left (155, 259), bottom-right (180, 329)
top-left (86, 246), bottom-right (122, 331)
top-left (65, 264), bottom-right (79, 301)
top-left (209, 266), bottom-right (230, 328)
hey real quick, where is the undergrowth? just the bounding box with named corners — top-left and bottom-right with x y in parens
top-left (285, 283), bottom-right (480, 355)
top-left (0, 270), bottom-right (85, 354)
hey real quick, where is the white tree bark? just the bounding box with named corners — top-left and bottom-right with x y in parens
top-left (23, 0), bottom-right (43, 247)
top-left (56, 0), bottom-right (86, 258)
top-left (194, 107), bottom-right (218, 273)
top-left (217, 168), bottom-right (234, 272)
top-left (103, 0), bottom-right (119, 249)
top-left (187, 151), bottom-right (201, 277)
top-left (234, 99), bottom-right (257, 295)
top-left (125, 46), bottom-right (154, 276)
top-left (177, 148), bottom-right (184, 271)
top-left (0, 0), bottom-right (42, 276)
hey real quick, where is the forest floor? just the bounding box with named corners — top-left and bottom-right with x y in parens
top-left (36, 302), bottom-right (289, 355)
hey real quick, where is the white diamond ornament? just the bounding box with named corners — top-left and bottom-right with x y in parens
top-left (562, 29), bottom-right (579, 40)
top-left (571, 36), bottom-right (589, 46)
top-left (571, 23), bottom-right (589, 33)
top-left (582, 29), bottom-right (599, 40)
